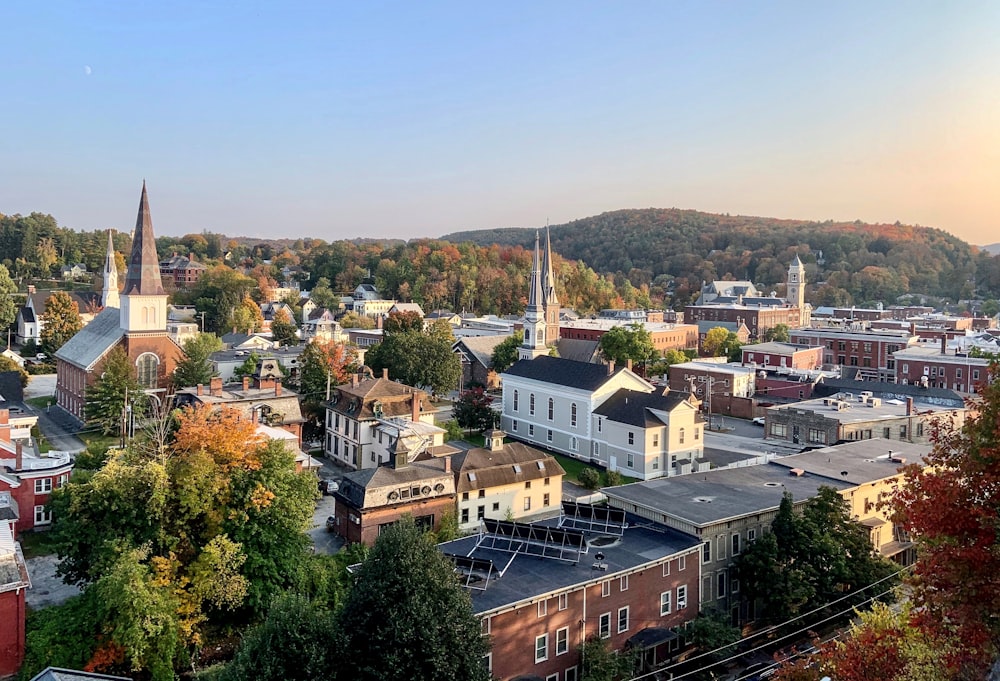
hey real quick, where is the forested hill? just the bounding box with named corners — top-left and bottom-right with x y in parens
top-left (443, 208), bottom-right (1000, 307)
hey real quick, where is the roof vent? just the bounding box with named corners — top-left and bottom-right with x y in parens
top-left (789, 468), bottom-right (805, 477)
top-left (692, 496), bottom-right (714, 503)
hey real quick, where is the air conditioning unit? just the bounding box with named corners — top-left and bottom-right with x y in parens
top-left (868, 398), bottom-right (882, 408)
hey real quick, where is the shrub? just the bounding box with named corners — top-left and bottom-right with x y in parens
top-left (578, 467), bottom-right (601, 490)
top-left (605, 470), bottom-right (623, 487)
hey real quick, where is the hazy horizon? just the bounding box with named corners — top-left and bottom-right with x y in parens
top-left (3, 2), bottom-right (998, 246)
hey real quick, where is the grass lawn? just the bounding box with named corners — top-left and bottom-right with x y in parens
top-left (549, 452), bottom-right (638, 488)
top-left (26, 396), bottom-right (56, 409)
top-left (78, 432), bottom-right (119, 454)
top-left (18, 530), bottom-right (60, 559)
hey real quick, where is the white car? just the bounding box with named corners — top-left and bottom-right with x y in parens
top-left (752, 416), bottom-right (766, 426)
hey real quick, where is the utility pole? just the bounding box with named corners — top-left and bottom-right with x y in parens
top-left (706, 375), bottom-right (713, 430)
top-left (199, 311), bottom-right (206, 333)
top-left (326, 370), bottom-right (332, 401)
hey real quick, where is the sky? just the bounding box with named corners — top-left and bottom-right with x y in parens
top-left (2, 2), bottom-right (998, 245)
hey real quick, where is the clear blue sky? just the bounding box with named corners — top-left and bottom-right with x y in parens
top-left (2, 1), bottom-right (998, 244)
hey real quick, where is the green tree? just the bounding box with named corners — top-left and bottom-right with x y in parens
top-left (39, 290), bottom-right (83, 356)
top-left (366, 329), bottom-right (461, 396)
top-left (85, 347), bottom-right (146, 436)
top-left (0, 264), bottom-right (17, 331)
top-left (689, 610), bottom-right (741, 662)
top-left (226, 295), bottom-right (264, 334)
top-left (0, 355), bottom-right (29, 388)
top-left (762, 323), bottom-right (790, 343)
top-left (579, 636), bottom-right (636, 681)
top-left (598, 323), bottom-right (658, 366)
top-left (181, 265), bottom-right (257, 334)
top-left (221, 593), bottom-right (338, 681)
top-left (308, 277), bottom-right (339, 311)
top-left (702, 326), bottom-right (730, 357)
top-left (490, 330), bottom-right (524, 373)
top-left (721, 331), bottom-right (744, 362)
top-left (232, 352), bottom-right (261, 380)
top-left (383, 310), bottom-right (424, 334)
top-left (334, 518), bottom-right (491, 681)
top-left (269, 307), bottom-right (299, 346)
top-left (339, 311), bottom-right (376, 329)
top-left (578, 467), bottom-right (601, 490)
top-left (452, 387), bottom-right (496, 433)
top-left (172, 333), bottom-right (223, 388)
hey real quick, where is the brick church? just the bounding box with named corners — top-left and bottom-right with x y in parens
top-left (55, 183), bottom-right (182, 420)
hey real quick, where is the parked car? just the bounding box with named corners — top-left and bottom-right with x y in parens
top-left (752, 416), bottom-right (766, 426)
top-left (318, 478), bottom-right (339, 495)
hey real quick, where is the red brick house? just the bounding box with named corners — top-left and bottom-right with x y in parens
top-left (55, 183), bottom-right (182, 421)
top-left (0, 491), bottom-right (30, 678)
top-left (438, 511), bottom-right (701, 681)
top-left (741, 342), bottom-right (823, 371)
top-left (0, 410), bottom-right (73, 533)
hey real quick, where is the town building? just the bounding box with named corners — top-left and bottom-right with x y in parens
top-left (323, 371), bottom-right (434, 470)
top-left (598, 309), bottom-right (666, 323)
top-left (15, 289), bottom-right (103, 346)
top-left (668, 361), bottom-right (756, 418)
top-left (438, 509), bottom-right (702, 681)
top-left (452, 335), bottom-right (509, 391)
top-left (892, 343), bottom-right (993, 393)
top-left (453, 429), bottom-right (565, 531)
top-left (0, 491), bottom-right (31, 678)
top-left (740, 342), bottom-right (823, 371)
top-left (331, 440), bottom-right (455, 546)
top-left (559, 318), bottom-right (699, 355)
top-left (693, 319), bottom-right (751, 354)
top-left (0, 409), bottom-right (73, 533)
top-left (59, 263), bottom-right (88, 281)
top-left (788, 327), bottom-right (917, 381)
top-left (54, 183), bottom-right (183, 421)
top-left (173, 358), bottom-right (306, 446)
top-left (158, 252), bottom-right (207, 287)
top-left (763, 392), bottom-right (965, 446)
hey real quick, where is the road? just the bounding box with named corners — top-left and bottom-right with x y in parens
top-left (23, 374), bottom-right (87, 454)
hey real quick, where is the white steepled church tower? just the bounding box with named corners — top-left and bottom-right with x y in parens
top-left (519, 232), bottom-right (549, 361)
top-left (101, 229), bottom-right (119, 309)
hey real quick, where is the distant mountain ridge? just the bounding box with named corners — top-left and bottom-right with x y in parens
top-left (442, 208), bottom-right (999, 305)
top-left (983, 243), bottom-right (1000, 255)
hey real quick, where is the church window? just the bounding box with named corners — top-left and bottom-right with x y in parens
top-left (136, 353), bottom-right (159, 389)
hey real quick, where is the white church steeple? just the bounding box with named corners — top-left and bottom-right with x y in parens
top-left (101, 229), bottom-right (119, 309)
top-left (519, 232), bottom-right (548, 361)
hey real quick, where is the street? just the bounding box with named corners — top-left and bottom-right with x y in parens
top-left (23, 373), bottom-right (87, 453)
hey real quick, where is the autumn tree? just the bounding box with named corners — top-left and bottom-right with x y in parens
top-left (0, 355), bottom-right (29, 388)
top-left (40, 290), bottom-right (83, 356)
top-left (334, 518), bottom-right (491, 681)
top-left (85, 347), bottom-right (146, 436)
top-left (338, 311), bottom-right (375, 329)
top-left (452, 387), bottom-right (496, 433)
top-left (298, 339), bottom-right (359, 406)
top-left (701, 326), bottom-right (731, 358)
top-left (172, 333), bottom-right (223, 388)
top-left (269, 307), bottom-right (299, 346)
top-left (227, 295), bottom-right (264, 334)
top-left (598, 323), bottom-right (658, 366)
top-left (490, 330), bottom-right (524, 374)
top-left (383, 310), bottom-right (424, 334)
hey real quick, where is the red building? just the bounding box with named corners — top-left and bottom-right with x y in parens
top-left (741, 342), bottom-right (823, 370)
top-left (788, 328), bottom-right (917, 382)
top-left (685, 304), bottom-right (804, 341)
top-left (0, 410), bottom-right (73, 533)
top-left (159, 252), bottom-right (207, 287)
top-left (439, 511), bottom-right (701, 681)
top-left (560, 319), bottom-right (699, 353)
top-left (0, 491), bottom-right (30, 677)
top-left (893, 344), bottom-right (993, 393)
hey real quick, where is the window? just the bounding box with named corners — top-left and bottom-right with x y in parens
top-left (678, 554), bottom-right (686, 570)
top-left (620, 575), bottom-right (629, 592)
top-left (597, 418), bottom-right (602, 433)
top-left (530, 393), bottom-right (536, 416)
top-left (461, 508), bottom-right (469, 523)
top-left (477, 505), bottom-right (485, 520)
top-left (956, 368), bottom-right (963, 379)
top-left (544, 493), bottom-right (551, 507)
top-left (529, 424), bottom-right (535, 437)
top-left (900, 425), bottom-right (908, 438)
top-left (808, 428), bottom-right (826, 444)
top-left (34, 504), bottom-right (51, 525)
top-left (747, 528), bottom-right (756, 542)
top-left (662, 561), bottom-right (671, 577)
top-left (556, 626), bottom-right (569, 655)
top-left (695, 428), bottom-right (700, 440)
top-left (538, 600), bottom-right (548, 617)
top-left (717, 535), bottom-right (726, 560)
top-left (565, 667), bottom-right (578, 681)
top-left (883, 427), bottom-right (891, 439)
top-left (660, 591), bottom-right (672, 615)
top-left (732, 578), bottom-right (739, 593)
top-left (479, 489), bottom-right (486, 498)
top-left (546, 675), bottom-right (557, 681)
top-left (702, 541), bottom-right (711, 564)
top-left (56, 473), bottom-right (69, 488)
top-left (558, 593), bottom-right (568, 610)
top-left (513, 390), bottom-right (519, 412)
top-left (599, 612), bottom-right (611, 639)
top-left (492, 502), bottom-right (500, 511)
top-left (974, 369), bottom-right (981, 380)
top-left (571, 403), bottom-right (578, 427)
top-left (770, 423), bottom-right (787, 437)
top-left (547, 429), bottom-right (553, 442)
top-left (483, 653), bottom-right (492, 674)
top-left (628, 431), bottom-right (634, 445)
top-left (627, 452), bottom-right (634, 468)
top-left (512, 419), bottom-right (518, 432)
top-left (570, 436), bottom-right (578, 451)
top-left (602, 580), bottom-right (611, 597)
top-left (679, 428), bottom-right (685, 444)
top-left (462, 492), bottom-right (469, 501)
top-left (526, 480), bottom-right (532, 489)
top-left (136, 353), bottom-right (159, 388)
top-left (535, 633), bottom-right (549, 663)
top-left (34, 478), bottom-right (52, 494)
top-left (676, 585), bottom-right (688, 609)
top-left (917, 422), bottom-right (924, 436)
top-left (548, 398), bottom-right (554, 420)
top-left (617, 606), bottom-right (630, 633)
top-left (652, 433), bottom-right (659, 447)
top-left (523, 496), bottom-right (532, 512)
top-left (717, 572), bottom-right (727, 598)
top-left (732, 533), bottom-right (741, 555)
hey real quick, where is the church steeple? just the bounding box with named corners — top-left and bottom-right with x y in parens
top-left (541, 225), bottom-right (560, 345)
top-left (120, 182), bottom-right (168, 333)
top-left (519, 232), bottom-right (548, 361)
top-left (101, 229), bottom-right (119, 309)
top-left (122, 181), bottom-right (165, 296)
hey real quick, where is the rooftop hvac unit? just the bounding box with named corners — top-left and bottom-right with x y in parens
top-left (868, 398), bottom-right (882, 408)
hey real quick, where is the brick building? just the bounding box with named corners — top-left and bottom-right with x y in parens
top-left (667, 361), bottom-right (756, 417)
top-left (740, 342), bottom-right (823, 370)
top-left (0, 409), bottom-right (73, 533)
top-left (685, 304), bottom-right (804, 343)
top-left (893, 344), bottom-right (993, 393)
top-left (788, 328), bottom-right (917, 381)
top-left (0, 491), bottom-right (30, 678)
top-left (158, 252), bottom-right (207, 287)
top-left (559, 319), bottom-right (699, 355)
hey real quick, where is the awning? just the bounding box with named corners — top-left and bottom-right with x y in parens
top-left (861, 517), bottom-right (887, 528)
top-left (879, 540), bottom-right (915, 557)
top-left (627, 627), bottom-right (678, 650)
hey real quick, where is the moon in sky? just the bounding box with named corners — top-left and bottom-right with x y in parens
top-left (84, 65), bottom-right (92, 75)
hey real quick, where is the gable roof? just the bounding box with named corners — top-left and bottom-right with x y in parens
top-left (454, 441), bottom-right (565, 492)
top-left (453, 335), bottom-right (508, 369)
top-left (593, 389), bottom-right (696, 428)
top-left (554, 338), bottom-right (601, 364)
top-left (504, 355), bottom-right (628, 391)
top-left (53, 308), bottom-right (123, 370)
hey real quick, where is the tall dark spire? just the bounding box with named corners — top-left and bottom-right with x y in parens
top-left (527, 231), bottom-right (543, 311)
top-left (542, 226), bottom-right (558, 306)
top-left (122, 181), bottom-right (165, 296)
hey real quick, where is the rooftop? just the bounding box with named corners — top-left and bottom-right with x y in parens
top-left (771, 439), bottom-right (931, 486)
top-left (770, 393), bottom-right (960, 423)
top-left (505, 355), bottom-right (644, 392)
top-left (559, 318), bottom-right (695, 333)
top-left (593, 389), bottom-right (696, 428)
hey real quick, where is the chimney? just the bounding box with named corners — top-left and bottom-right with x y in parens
top-left (242, 376), bottom-right (250, 391)
top-left (210, 377), bottom-right (223, 396)
top-left (15, 441), bottom-right (23, 470)
top-left (352, 373), bottom-right (360, 388)
top-left (382, 368), bottom-right (389, 379)
top-left (189, 252), bottom-right (195, 262)
top-left (412, 392), bottom-right (422, 422)
top-left (27, 284), bottom-right (35, 294)
top-left (196, 384), bottom-right (203, 396)
top-left (275, 383), bottom-right (282, 397)
top-left (443, 455), bottom-right (452, 473)
top-left (626, 359), bottom-right (633, 371)
top-left (376, 314), bottom-right (383, 330)
top-left (906, 397), bottom-right (914, 416)
top-left (909, 322), bottom-right (916, 336)
top-left (940, 336), bottom-right (947, 355)
top-left (608, 360), bottom-right (616, 376)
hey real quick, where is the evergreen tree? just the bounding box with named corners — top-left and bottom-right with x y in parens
top-left (40, 290), bottom-right (83, 356)
top-left (172, 333), bottom-right (222, 388)
top-left (85, 347), bottom-right (145, 436)
top-left (335, 518), bottom-right (491, 681)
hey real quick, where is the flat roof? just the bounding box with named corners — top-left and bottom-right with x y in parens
top-left (438, 518), bottom-right (700, 614)
top-left (603, 463), bottom-right (854, 528)
top-left (770, 394), bottom-right (959, 423)
top-left (560, 319), bottom-right (695, 333)
top-left (770, 438), bottom-right (930, 486)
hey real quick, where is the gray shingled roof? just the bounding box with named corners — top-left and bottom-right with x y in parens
top-left (504, 355), bottom-right (622, 391)
top-left (53, 308), bottom-right (123, 370)
top-left (554, 338), bottom-right (600, 363)
top-left (453, 335), bottom-right (508, 369)
top-left (593, 389), bottom-right (694, 428)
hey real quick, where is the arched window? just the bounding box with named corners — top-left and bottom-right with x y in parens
top-left (136, 353), bottom-right (159, 389)
top-left (679, 427), bottom-right (686, 445)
